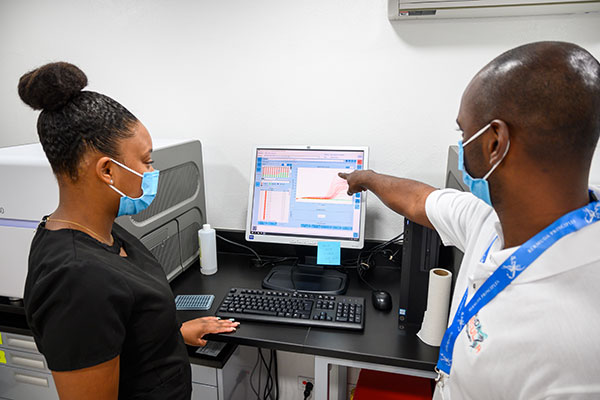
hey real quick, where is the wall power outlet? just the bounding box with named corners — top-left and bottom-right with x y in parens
top-left (298, 376), bottom-right (315, 391)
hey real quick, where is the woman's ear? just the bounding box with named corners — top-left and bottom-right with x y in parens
top-left (97, 157), bottom-right (114, 185)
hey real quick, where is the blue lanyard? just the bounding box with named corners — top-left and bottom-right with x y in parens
top-left (436, 200), bottom-right (600, 376)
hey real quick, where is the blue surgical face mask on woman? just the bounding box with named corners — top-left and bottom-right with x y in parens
top-left (108, 158), bottom-right (160, 217)
top-left (458, 122), bottom-right (510, 206)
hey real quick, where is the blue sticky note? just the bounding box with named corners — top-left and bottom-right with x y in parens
top-left (317, 241), bottom-right (341, 265)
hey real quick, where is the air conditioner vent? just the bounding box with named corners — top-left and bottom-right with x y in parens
top-left (389, 0), bottom-right (600, 19)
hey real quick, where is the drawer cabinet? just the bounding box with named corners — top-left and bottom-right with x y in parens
top-left (1, 332), bottom-right (256, 400)
top-left (190, 344), bottom-right (257, 400)
top-left (2, 348), bottom-right (48, 372)
top-left (0, 331), bottom-right (57, 400)
top-left (191, 382), bottom-right (219, 400)
top-left (0, 333), bottom-right (38, 353)
top-left (0, 364), bottom-right (59, 400)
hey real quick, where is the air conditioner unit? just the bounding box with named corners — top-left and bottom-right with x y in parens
top-left (388, 0), bottom-right (600, 20)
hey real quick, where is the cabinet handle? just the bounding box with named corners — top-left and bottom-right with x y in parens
top-left (6, 337), bottom-right (38, 352)
top-left (14, 373), bottom-right (49, 387)
top-left (11, 355), bottom-right (46, 370)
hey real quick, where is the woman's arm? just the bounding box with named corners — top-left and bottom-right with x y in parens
top-left (181, 317), bottom-right (240, 346)
top-left (52, 356), bottom-right (120, 400)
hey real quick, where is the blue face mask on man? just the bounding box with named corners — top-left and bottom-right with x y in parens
top-left (458, 122), bottom-right (510, 206)
top-left (108, 158), bottom-right (160, 217)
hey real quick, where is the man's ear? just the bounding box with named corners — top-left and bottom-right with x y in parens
top-left (487, 119), bottom-right (510, 165)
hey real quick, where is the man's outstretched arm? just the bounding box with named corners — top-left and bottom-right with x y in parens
top-left (339, 170), bottom-right (436, 229)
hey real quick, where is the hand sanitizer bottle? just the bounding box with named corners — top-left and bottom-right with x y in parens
top-left (198, 224), bottom-right (218, 275)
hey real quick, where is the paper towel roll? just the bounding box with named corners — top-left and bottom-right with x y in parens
top-left (417, 268), bottom-right (452, 347)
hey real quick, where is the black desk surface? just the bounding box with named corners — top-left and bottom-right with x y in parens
top-left (172, 252), bottom-right (439, 372)
top-left (0, 251), bottom-right (439, 372)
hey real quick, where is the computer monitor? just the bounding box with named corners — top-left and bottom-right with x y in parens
top-left (245, 145), bottom-right (369, 294)
top-left (246, 145), bottom-right (368, 247)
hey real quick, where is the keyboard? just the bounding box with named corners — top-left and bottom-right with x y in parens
top-left (215, 288), bottom-right (365, 331)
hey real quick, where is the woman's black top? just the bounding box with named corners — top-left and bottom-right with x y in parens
top-left (24, 218), bottom-right (191, 399)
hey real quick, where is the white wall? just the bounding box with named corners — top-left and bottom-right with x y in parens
top-left (1, 0), bottom-right (599, 241)
top-left (2, 3), bottom-right (598, 398)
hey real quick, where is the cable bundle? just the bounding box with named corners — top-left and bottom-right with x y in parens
top-left (250, 348), bottom-right (279, 400)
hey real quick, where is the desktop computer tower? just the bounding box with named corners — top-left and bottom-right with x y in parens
top-left (397, 146), bottom-right (468, 330)
top-left (397, 218), bottom-right (441, 329)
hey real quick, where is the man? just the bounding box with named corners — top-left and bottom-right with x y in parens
top-left (340, 42), bottom-right (600, 399)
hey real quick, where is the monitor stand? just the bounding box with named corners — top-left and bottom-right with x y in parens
top-left (262, 264), bottom-right (348, 295)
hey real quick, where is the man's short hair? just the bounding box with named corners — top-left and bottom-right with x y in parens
top-left (471, 41), bottom-right (600, 166)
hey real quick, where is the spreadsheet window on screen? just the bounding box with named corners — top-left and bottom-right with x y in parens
top-left (247, 147), bottom-right (366, 243)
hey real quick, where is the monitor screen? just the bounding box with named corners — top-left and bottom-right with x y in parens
top-left (246, 146), bottom-right (368, 249)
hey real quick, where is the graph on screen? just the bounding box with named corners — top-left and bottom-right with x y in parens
top-left (258, 190), bottom-right (290, 223)
top-left (295, 168), bottom-right (353, 204)
top-left (262, 166), bottom-right (291, 179)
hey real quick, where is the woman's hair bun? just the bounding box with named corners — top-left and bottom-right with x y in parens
top-left (18, 62), bottom-right (88, 111)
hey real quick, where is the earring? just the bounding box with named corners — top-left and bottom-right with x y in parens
top-left (110, 179), bottom-right (114, 184)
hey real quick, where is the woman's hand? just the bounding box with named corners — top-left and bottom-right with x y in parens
top-left (180, 317), bottom-right (239, 346)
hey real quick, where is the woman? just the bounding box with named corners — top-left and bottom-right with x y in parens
top-left (19, 62), bottom-right (238, 399)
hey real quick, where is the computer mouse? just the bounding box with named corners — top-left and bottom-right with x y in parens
top-left (372, 290), bottom-right (392, 312)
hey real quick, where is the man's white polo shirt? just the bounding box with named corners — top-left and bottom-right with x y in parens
top-left (426, 187), bottom-right (600, 400)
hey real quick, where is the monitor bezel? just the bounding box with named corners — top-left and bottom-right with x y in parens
top-left (245, 145), bottom-right (369, 249)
